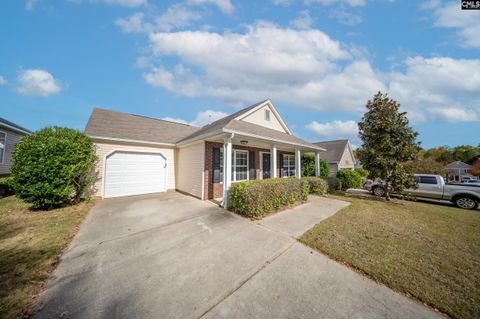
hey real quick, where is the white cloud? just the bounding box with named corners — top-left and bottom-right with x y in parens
top-left (187, 0), bottom-right (234, 14)
top-left (290, 10), bottom-right (313, 30)
top-left (16, 69), bottom-right (63, 97)
top-left (25, 0), bottom-right (39, 10)
top-left (428, 107), bottom-right (479, 122)
top-left (163, 109), bottom-right (228, 127)
top-left (305, 0), bottom-right (366, 7)
top-left (306, 120), bottom-right (359, 140)
top-left (0, 75), bottom-right (7, 86)
top-left (429, 1), bottom-right (480, 47)
top-left (116, 5), bottom-right (201, 33)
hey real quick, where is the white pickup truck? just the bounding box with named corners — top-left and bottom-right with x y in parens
top-left (364, 174), bottom-right (480, 210)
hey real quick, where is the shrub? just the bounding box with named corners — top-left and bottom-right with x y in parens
top-left (10, 127), bottom-right (96, 209)
top-left (301, 153), bottom-right (330, 178)
top-left (354, 167), bottom-right (369, 178)
top-left (228, 178), bottom-right (309, 218)
top-left (404, 158), bottom-right (446, 175)
top-left (336, 169), bottom-right (362, 190)
top-left (0, 177), bottom-right (14, 198)
top-left (325, 176), bottom-right (342, 193)
top-left (303, 177), bottom-right (328, 195)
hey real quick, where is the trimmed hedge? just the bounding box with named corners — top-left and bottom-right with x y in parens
top-left (354, 167), bottom-right (369, 178)
top-left (325, 176), bottom-right (342, 193)
top-left (336, 169), bottom-right (362, 190)
top-left (303, 177), bottom-right (328, 195)
top-left (10, 127), bottom-right (96, 209)
top-left (228, 178), bottom-right (309, 218)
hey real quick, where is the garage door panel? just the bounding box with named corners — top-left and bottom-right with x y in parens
top-left (104, 151), bottom-right (167, 198)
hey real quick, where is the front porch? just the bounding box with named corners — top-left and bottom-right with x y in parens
top-left (203, 133), bottom-right (324, 203)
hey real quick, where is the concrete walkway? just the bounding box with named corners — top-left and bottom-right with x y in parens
top-left (34, 192), bottom-right (443, 319)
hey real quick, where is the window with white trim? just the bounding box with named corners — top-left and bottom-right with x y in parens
top-left (0, 131), bottom-right (5, 164)
top-left (232, 150), bottom-right (248, 182)
top-left (283, 154), bottom-right (295, 177)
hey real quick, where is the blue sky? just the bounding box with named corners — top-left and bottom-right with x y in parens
top-left (1, 0), bottom-right (479, 148)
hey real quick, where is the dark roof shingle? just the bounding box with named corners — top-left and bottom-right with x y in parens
top-left (314, 139), bottom-right (349, 163)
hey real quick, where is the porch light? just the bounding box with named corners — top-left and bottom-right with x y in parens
top-left (240, 140), bottom-right (248, 145)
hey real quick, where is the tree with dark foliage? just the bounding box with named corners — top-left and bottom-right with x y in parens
top-left (357, 92), bottom-right (420, 199)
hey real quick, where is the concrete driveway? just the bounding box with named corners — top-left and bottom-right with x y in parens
top-left (35, 192), bottom-right (442, 319)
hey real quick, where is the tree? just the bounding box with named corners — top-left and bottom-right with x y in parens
top-left (356, 92), bottom-right (420, 199)
top-left (404, 158), bottom-right (446, 175)
top-left (301, 153), bottom-right (329, 178)
top-left (336, 169), bottom-right (362, 190)
top-left (10, 127), bottom-right (96, 209)
top-left (472, 159), bottom-right (480, 176)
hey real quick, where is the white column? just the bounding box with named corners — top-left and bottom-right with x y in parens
top-left (315, 152), bottom-right (321, 177)
top-left (222, 135), bottom-right (232, 208)
top-left (271, 145), bottom-right (277, 178)
top-left (295, 149), bottom-right (302, 178)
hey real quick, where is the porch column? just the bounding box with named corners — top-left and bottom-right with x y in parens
top-left (222, 135), bottom-right (233, 208)
top-left (315, 152), bottom-right (321, 177)
top-left (295, 149), bottom-right (301, 179)
top-left (271, 144), bottom-right (277, 178)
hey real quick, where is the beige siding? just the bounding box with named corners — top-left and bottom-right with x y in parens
top-left (328, 163), bottom-right (338, 177)
top-left (92, 141), bottom-right (176, 197)
top-left (241, 105), bottom-right (287, 133)
top-left (175, 142), bottom-right (203, 199)
top-left (338, 145), bottom-right (355, 170)
top-left (0, 128), bottom-right (26, 175)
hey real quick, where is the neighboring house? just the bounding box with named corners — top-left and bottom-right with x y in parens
top-left (0, 118), bottom-right (31, 176)
top-left (445, 161), bottom-right (474, 182)
top-left (313, 139), bottom-right (356, 176)
top-left (84, 100), bottom-right (325, 203)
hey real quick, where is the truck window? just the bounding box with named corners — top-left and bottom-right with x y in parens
top-left (417, 176), bottom-right (438, 184)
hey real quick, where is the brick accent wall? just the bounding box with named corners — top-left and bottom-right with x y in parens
top-left (204, 141), bottom-right (294, 200)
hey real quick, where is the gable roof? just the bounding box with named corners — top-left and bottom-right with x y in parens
top-left (445, 161), bottom-right (472, 169)
top-left (0, 117), bottom-right (31, 135)
top-left (314, 139), bottom-right (352, 163)
top-left (84, 108), bottom-right (200, 145)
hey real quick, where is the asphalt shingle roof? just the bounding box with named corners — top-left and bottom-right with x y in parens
top-left (445, 161), bottom-right (472, 169)
top-left (313, 139), bottom-right (349, 163)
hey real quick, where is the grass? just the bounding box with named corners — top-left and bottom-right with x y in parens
top-left (300, 195), bottom-right (480, 319)
top-left (0, 196), bottom-right (93, 318)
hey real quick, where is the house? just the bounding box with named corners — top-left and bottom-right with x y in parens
top-left (0, 118), bottom-right (31, 176)
top-left (313, 139), bottom-right (356, 176)
top-left (84, 100), bottom-right (325, 204)
top-left (445, 161), bottom-right (474, 182)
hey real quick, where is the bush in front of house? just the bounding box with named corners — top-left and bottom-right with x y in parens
top-left (324, 176), bottom-right (342, 193)
top-left (0, 177), bottom-right (14, 198)
top-left (354, 167), bottom-right (369, 178)
top-left (228, 178), bottom-right (309, 218)
top-left (10, 127), bottom-right (96, 210)
top-left (301, 153), bottom-right (330, 178)
top-left (336, 169), bottom-right (362, 190)
top-left (303, 177), bottom-right (328, 195)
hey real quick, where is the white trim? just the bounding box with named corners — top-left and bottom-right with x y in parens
top-left (232, 149), bottom-right (249, 182)
top-left (235, 100), bottom-right (293, 135)
top-left (0, 130), bottom-right (6, 165)
top-left (271, 144), bottom-right (277, 178)
top-left (259, 151), bottom-right (270, 179)
top-left (0, 123), bottom-right (30, 135)
top-left (102, 149), bottom-right (168, 199)
top-left (176, 130), bottom-right (224, 146)
top-left (223, 129), bottom-right (325, 151)
top-left (90, 135), bottom-right (176, 147)
top-left (201, 141), bottom-right (205, 200)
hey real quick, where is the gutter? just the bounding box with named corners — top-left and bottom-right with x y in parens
top-left (0, 123), bottom-right (31, 135)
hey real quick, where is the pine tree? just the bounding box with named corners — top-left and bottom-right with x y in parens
top-left (357, 92), bottom-right (420, 199)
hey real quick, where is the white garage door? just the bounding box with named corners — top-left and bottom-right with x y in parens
top-left (104, 151), bottom-right (167, 198)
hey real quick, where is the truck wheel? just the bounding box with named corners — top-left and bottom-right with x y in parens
top-left (453, 196), bottom-right (479, 210)
top-left (372, 186), bottom-right (385, 197)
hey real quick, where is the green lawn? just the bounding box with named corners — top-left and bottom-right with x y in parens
top-left (300, 195), bottom-right (480, 319)
top-left (0, 196), bottom-right (92, 318)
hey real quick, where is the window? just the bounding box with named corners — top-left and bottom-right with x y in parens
top-left (232, 150), bottom-right (248, 181)
top-left (0, 131), bottom-right (5, 164)
top-left (416, 176), bottom-right (437, 185)
top-left (282, 154), bottom-right (295, 177)
top-left (265, 109), bottom-right (270, 121)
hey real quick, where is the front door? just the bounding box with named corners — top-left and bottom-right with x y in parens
top-left (262, 153), bottom-right (271, 179)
